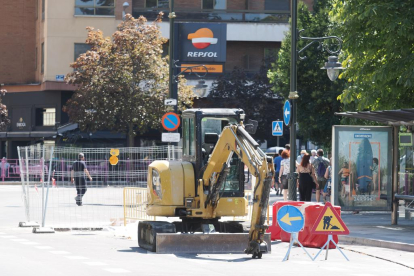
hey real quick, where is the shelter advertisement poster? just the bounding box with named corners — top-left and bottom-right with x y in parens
top-left (333, 126), bottom-right (392, 211)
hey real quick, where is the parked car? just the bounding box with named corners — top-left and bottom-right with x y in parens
top-left (265, 146), bottom-right (285, 155)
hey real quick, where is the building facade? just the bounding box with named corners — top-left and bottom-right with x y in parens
top-left (0, 0), bottom-right (311, 158)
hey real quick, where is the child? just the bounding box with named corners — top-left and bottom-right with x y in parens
top-left (338, 162), bottom-right (350, 198)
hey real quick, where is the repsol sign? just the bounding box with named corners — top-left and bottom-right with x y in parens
top-left (187, 52), bottom-right (218, 58)
top-left (177, 23), bottom-right (226, 63)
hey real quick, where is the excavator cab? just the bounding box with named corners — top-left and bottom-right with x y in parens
top-left (182, 109), bottom-right (246, 197)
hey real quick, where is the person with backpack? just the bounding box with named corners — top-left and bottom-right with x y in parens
top-left (312, 149), bottom-right (330, 203)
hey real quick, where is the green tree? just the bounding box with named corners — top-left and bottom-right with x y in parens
top-left (64, 14), bottom-right (194, 146)
top-left (268, 0), bottom-right (345, 147)
top-left (207, 59), bottom-right (283, 143)
top-left (0, 87), bottom-right (9, 131)
top-left (332, 0), bottom-right (414, 111)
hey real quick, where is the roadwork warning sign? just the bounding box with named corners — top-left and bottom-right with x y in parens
top-left (310, 202), bottom-right (349, 235)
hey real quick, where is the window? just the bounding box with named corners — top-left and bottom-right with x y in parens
top-left (264, 48), bottom-right (278, 59)
top-left (75, 0), bottom-right (115, 16)
top-left (264, 0), bottom-right (290, 10)
top-left (145, 0), bottom-right (169, 9)
top-left (74, 43), bottom-right (92, 61)
top-left (183, 118), bottom-right (195, 157)
top-left (35, 108), bottom-right (56, 126)
top-left (264, 48), bottom-right (278, 66)
top-left (202, 0), bottom-right (226, 9)
top-left (42, 0), bottom-right (45, 20)
top-left (41, 43), bottom-right (44, 74)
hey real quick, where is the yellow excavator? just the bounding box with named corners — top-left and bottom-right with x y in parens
top-left (138, 108), bottom-right (274, 258)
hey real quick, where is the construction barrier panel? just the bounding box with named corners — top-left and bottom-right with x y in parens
top-left (298, 203), bottom-right (340, 249)
top-left (123, 187), bottom-right (154, 225)
top-left (267, 201), bottom-right (305, 241)
top-left (278, 202), bottom-right (341, 249)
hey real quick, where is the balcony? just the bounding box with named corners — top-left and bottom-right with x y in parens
top-left (132, 8), bottom-right (290, 23)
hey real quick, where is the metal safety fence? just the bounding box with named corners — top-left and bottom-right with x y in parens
top-left (123, 187), bottom-right (155, 225)
top-left (18, 145), bottom-right (181, 230)
top-left (123, 188), bottom-right (271, 225)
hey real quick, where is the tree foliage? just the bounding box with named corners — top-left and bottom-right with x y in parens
top-left (268, 0), bottom-right (345, 147)
top-left (0, 87), bottom-right (9, 131)
top-left (332, 0), bottom-right (414, 111)
top-left (64, 14), bottom-right (195, 146)
top-left (207, 60), bottom-right (283, 143)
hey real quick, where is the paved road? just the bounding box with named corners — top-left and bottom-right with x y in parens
top-left (1, 185), bottom-right (414, 276)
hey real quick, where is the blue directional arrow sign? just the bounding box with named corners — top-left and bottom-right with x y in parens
top-left (283, 100), bottom-right (291, 126)
top-left (277, 205), bottom-right (304, 233)
top-left (272, 121), bottom-right (283, 136)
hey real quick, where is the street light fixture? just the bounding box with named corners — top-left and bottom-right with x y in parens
top-left (322, 56), bottom-right (344, 82)
top-left (194, 80), bottom-right (208, 97)
top-left (288, 0), bottom-right (343, 201)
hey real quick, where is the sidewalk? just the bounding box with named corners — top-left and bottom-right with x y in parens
top-left (340, 211), bottom-right (414, 252)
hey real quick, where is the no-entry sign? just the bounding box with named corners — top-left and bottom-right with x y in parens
top-left (161, 112), bottom-right (180, 131)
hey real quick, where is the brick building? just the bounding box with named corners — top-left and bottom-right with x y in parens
top-left (0, 0), bottom-right (310, 158)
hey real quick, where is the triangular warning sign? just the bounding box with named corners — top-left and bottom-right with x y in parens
top-left (310, 202), bottom-right (349, 235)
top-left (273, 122), bottom-right (281, 132)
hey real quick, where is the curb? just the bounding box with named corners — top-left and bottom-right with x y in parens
top-left (339, 236), bottom-right (414, 253)
top-left (0, 182), bottom-right (21, 185)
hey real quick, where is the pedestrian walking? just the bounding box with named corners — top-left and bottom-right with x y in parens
top-left (278, 150), bottom-right (290, 201)
top-left (310, 149), bottom-right (317, 163)
top-left (284, 144), bottom-right (290, 153)
top-left (71, 153), bottom-right (92, 206)
top-left (312, 149), bottom-right (330, 203)
top-left (297, 154), bottom-right (317, 201)
top-left (273, 149), bottom-right (283, 195)
top-left (296, 149), bottom-right (307, 166)
top-left (323, 158), bottom-right (332, 203)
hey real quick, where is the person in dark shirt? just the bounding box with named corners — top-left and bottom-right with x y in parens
top-left (71, 153), bottom-right (92, 206)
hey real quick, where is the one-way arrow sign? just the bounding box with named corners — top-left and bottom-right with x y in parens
top-left (283, 100), bottom-right (291, 126)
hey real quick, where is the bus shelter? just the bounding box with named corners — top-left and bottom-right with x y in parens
top-left (335, 108), bottom-right (414, 225)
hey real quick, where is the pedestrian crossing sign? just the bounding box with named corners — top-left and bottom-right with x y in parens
top-left (310, 202), bottom-right (350, 235)
top-left (272, 121), bottom-right (283, 136)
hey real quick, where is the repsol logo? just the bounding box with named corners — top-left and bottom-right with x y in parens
top-left (187, 52), bottom-right (218, 58)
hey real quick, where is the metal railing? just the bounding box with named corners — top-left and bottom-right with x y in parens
top-left (0, 159), bottom-right (23, 182)
top-left (132, 8), bottom-right (290, 23)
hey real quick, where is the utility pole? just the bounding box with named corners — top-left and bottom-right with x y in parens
top-left (168, 0), bottom-right (178, 113)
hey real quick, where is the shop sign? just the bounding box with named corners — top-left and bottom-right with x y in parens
top-left (17, 117), bottom-right (26, 129)
top-left (178, 23), bottom-right (227, 63)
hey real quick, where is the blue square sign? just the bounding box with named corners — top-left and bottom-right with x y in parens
top-left (272, 121), bottom-right (283, 136)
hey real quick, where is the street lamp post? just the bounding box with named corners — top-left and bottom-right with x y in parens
top-left (288, 0), bottom-right (343, 201)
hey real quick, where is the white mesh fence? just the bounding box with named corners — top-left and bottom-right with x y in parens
top-left (18, 145), bottom-right (181, 229)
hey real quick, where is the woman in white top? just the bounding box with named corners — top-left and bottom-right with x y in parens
top-left (278, 150), bottom-right (290, 201)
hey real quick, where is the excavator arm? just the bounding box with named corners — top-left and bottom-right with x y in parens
top-left (200, 123), bottom-right (274, 258)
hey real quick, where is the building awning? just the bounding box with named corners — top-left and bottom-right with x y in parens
top-left (0, 131), bottom-right (57, 138)
top-left (335, 108), bottom-right (414, 126)
top-left (57, 123), bottom-right (78, 135)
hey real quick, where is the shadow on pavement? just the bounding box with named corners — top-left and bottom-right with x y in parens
top-left (118, 247), bottom-right (148, 254)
